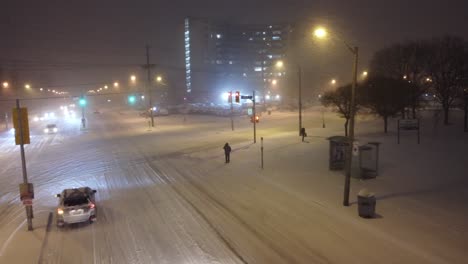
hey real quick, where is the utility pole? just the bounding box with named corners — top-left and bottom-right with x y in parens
top-left (343, 46), bottom-right (359, 206)
top-left (298, 65), bottom-right (302, 136)
top-left (146, 45), bottom-right (155, 127)
top-left (253, 90), bottom-right (256, 143)
top-left (16, 99), bottom-right (33, 231)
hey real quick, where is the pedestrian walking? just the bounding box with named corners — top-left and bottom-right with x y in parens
top-left (223, 142), bottom-right (231, 163)
top-left (300, 127), bottom-right (307, 142)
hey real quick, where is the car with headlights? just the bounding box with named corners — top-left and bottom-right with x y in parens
top-left (44, 124), bottom-right (58, 134)
top-left (55, 187), bottom-right (97, 227)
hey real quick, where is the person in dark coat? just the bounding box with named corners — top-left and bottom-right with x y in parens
top-left (300, 127), bottom-right (307, 142)
top-left (223, 143), bottom-right (232, 163)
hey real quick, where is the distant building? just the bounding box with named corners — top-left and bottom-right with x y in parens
top-left (184, 17), bottom-right (292, 103)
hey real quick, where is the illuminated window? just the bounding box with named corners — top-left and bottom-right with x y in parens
top-left (254, 67), bottom-right (262, 72)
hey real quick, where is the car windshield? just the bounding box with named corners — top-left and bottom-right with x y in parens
top-left (46, 124), bottom-right (56, 128)
top-left (64, 196), bottom-right (88, 206)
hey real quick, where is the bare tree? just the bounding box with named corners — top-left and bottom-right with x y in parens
top-left (370, 41), bottom-right (430, 118)
top-left (425, 36), bottom-right (468, 125)
top-left (321, 84), bottom-right (359, 136)
top-left (360, 76), bottom-right (412, 133)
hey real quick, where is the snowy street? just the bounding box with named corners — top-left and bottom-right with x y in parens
top-left (0, 107), bottom-right (467, 264)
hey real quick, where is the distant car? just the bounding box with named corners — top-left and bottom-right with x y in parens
top-left (55, 187), bottom-right (97, 227)
top-left (157, 108), bottom-right (169, 116)
top-left (44, 124), bottom-right (58, 134)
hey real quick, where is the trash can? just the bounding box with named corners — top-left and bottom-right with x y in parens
top-left (357, 189), bottom-right (376, 218)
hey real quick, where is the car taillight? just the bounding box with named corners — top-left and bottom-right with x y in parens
top-left (89, 203), bottom-right (95, 209)
top-left (57, 208), bottom-right (64, 215)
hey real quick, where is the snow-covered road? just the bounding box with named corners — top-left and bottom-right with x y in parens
top-left (1, 107), bottom-right (467, 263)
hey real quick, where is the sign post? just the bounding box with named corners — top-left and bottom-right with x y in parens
top-left (13, 99), bottom-right (33, 231)
top-left (398, 119), bottom-right (420, 144)
top-left (261, 137), bottom-right (264, 169)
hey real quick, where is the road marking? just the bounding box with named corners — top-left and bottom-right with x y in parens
top-left (0, 220), bottom-right (26, 256)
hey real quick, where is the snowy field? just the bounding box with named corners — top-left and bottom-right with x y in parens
top-left (0, 106), bottom-right (467, 263)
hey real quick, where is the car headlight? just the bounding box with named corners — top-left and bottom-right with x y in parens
top-left (53, 128), bottom-right (58, 132)
top-left (44, 128), bottom-right (49, 133)
top-left (57, 208), bottom-right (64, 215)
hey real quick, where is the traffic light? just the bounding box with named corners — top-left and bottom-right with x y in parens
top-left (228, 91), bottom-right (232, 103)
top-left (250, 115), bottom-right (260, 123)
top-left (79, 97), bottom-right (87, 107)
top-left (128, 95), bottom-right (136, 104)
top-left (235, 91), bottom-right (240, 103)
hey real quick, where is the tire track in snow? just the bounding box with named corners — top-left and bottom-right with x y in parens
top-left (142, 158), bottom-right (250, 264)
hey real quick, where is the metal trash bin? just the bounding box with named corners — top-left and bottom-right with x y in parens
top-left (357, 189), bottom-right (376, 218)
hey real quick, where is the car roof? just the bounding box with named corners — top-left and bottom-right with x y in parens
top-left (62, 187), bottom-right (91, 198)
top-left (46, 124), bottom-right (57, 127)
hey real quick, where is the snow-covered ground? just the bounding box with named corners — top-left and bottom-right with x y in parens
top-left (0, 106), bottom-right (467, 263)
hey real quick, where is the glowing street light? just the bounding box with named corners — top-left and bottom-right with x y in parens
top-left (362, 71), bottom-right (368, 77)
top-left (313, 27), bottom-right (328, 39)
top-left (275, 60), bottom-right (284, 68)
top-left (40, 88), bottom-right (44, 91)
top-left (104, 85), bottom-right (108, 90)
top-left (2, 82), bottom-right (8, 88)
top-left (272, 79), bottom-right (278, 85)
top-left (156, 76), bottom-right (162, 82)
top-left (130, 75), bottom-right (136, 82)
top-left (25, 84), bottom-right (31, 89)
top-left (114, 82), bottom-right (119, 88)
top-left (314, 25), bottom-right (359, 207)
top-left (331, 79), bottom-right (337, 85)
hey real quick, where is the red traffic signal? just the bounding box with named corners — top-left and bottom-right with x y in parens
top-left (235, 91), bottom-right (240, 103)
top-left (227, 91), bottom-right (232, 103)
top-left (250, 115), bottom-right (260, 123)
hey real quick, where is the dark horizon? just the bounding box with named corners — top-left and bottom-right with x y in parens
top-left (2, 0), bottom-right (468, 97)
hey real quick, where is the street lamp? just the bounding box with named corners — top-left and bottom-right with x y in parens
top-left (276, 60), bottom-right (303, 135)
top-left (156, 76), bottom-right (162, 83)
top-left (104, 85), bottom-right (108, 90)
top-left (2, 82), bottom-right (8, 88)
top-left (362, 71), bottom-right (368, 77)
top-left (314, 26), bottom-right (359, 207)
top-left (130, 75), bottom-right (136, 83)
top-left (114, 82), bottom-right (119, 88)
top-left (25, 84), bottom-right (31, 89)
top-left (271, 79), bottom-right (278, 85)
top-left (331, 79), bottom-right (337, 85)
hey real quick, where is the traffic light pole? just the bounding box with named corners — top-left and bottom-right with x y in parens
top-left (230, 91), bottom-right (234, 131)
top-left (253, 90), bottom-right (256, 143)
top-left (16, 99), bottom-right (33, 231)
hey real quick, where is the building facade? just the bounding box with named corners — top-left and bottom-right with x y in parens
top-left (184, 17), bottom-right (292, 103)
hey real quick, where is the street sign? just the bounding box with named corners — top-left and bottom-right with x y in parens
top-left (241, 95), bottom-right (253, 99)
top-left (398, 119), bottom-right (420, 144)
top-left (247, 108), bottom-right (253, 116)
top-left (19, 183), bottom-right (34, 200)
top-left (399, 119), bottom-right (419, 130)
top-left (12, 107), bottom-right (30, 145)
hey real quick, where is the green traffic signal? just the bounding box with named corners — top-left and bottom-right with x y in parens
top-left (128, 95), bottom-right (136, 104)
top-left (79, 98), bottom-right (87, 107)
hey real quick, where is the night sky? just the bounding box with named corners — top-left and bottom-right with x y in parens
top-left (2, 0), bottom-right (468, 97)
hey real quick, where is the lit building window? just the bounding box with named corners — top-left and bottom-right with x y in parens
top-left (272, 36), bottom-right (281, 40)
top-left (254, 67), bottom-right (262, 72)
top-left (216, 34), bottom-right (222, 39)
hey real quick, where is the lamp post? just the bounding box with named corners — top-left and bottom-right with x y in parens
top-left (276, 60), bottom-right (303, 135)
top-left (314, 26), bottom-right (359, 207)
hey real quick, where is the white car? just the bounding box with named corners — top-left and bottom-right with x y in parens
top-left (44, 124), bottom-right (58, 134)
top-left (55, 187), bottom-right (97, 227)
